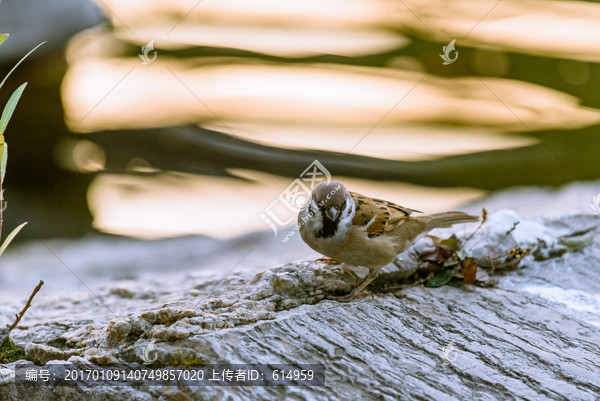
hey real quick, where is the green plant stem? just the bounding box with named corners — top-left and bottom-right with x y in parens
top-left (0, 41), bottom-right (45, 90)
top-left (0, 175), bottom-right (2, 240)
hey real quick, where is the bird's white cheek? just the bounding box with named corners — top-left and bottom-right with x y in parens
top-left (299, 207), bottom-right (323, 234)
top-left (333, 198), bottom-right (355, 238)
top-left (341, 198), bottom-right (356, 223)
top-left (304, 214), bottom-right (324, 235)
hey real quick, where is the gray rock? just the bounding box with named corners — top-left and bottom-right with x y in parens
top-left (1, 210), bottom-right (599, 400)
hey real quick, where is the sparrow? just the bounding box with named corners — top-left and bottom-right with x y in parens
top-left (298, 181), bottom-right (479, 301)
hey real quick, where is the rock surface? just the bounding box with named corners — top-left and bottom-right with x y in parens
top-left (1, 209), bottom-right (599, 400)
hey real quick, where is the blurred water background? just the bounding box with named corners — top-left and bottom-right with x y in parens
top-left (2, 0), bottom-right (600, 241)
top-left (0, 0), bottom-right (599, 300)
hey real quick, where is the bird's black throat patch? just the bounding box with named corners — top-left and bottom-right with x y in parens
top-left (316, 211), bottom-right (337, 239)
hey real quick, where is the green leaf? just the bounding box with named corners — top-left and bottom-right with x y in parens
top-left (1, 142), bottom-right (6, 183)
top-left (0, 34), bottom-right (8, 47)
top-left (457, 249), bottom-right (468, 260)
top-left (0, 83), bottom-right (27, 135)
top-left (443, 258), bottom-right (458, 268)
top-left (0, 41), bottom-right (45, 91)
top-left (439, 238), bottom-right (458, 251)
top-left (0, 222), bottom-right (27, 257)
top-left (425, 269), bottom-right (453, 288)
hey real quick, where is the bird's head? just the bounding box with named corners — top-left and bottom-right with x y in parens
top-left (311, 181), bottom-right (349, 223)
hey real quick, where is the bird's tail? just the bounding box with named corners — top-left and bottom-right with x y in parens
top-left (423, 211), bottom-right (479, 231)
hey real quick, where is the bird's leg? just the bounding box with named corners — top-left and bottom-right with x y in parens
top-left (314, 256), bottom-right (341, 264)
top-left (328, 270), bottom-right (380, 302)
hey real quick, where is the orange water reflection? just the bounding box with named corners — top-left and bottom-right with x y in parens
top-left (59, 0), bottom-right (600, 239)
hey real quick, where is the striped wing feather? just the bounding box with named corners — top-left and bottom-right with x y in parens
top-left (350, 192), bottom-right (422, 238)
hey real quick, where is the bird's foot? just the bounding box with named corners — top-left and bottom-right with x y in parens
top-left (327, 270), bottom-right (380, 302)
top-left (314, 257), bottom-right (341, 264)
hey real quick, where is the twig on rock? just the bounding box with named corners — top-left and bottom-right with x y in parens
top-left (9, 280), bottom-right (44, 331)
top-left (461, 208), bottom-right (487, 248)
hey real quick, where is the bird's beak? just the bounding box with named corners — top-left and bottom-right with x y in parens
top-left (325, 206), bottom-right (339, 222)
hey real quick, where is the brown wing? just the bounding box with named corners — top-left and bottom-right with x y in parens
top-left (350, 192), bottom-right (422, 238)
